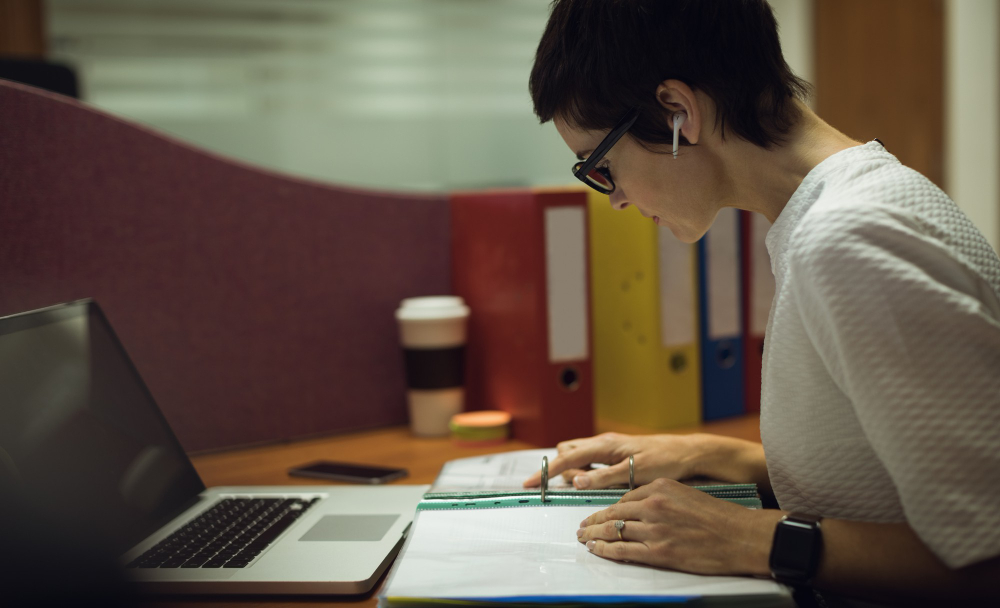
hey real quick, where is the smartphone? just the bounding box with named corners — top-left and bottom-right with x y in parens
top-left (287, 460), bottom-right (409, 484)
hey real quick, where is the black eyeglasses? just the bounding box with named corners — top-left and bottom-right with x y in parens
top-left (572, 107), bottom-right (640, 195)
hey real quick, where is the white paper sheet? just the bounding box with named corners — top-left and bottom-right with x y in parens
top-left (384, 506), bottom-right (791, 602)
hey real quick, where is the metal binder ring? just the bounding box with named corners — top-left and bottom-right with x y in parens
top-left (615, 519), bottom-right (625, 541)
top-left (628, 455), bottom-right (635, 491)
top-left (540, 456), bottom-right (549, 503)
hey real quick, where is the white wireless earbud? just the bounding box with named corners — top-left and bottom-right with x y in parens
top-left (672, 113), bottom-right (686, 159)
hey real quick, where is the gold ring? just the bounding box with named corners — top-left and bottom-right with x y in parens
top-left (614, 519), bottom-right (625, 541)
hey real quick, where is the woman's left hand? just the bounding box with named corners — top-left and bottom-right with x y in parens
top-left (576, 478), bottom-right (782, 576)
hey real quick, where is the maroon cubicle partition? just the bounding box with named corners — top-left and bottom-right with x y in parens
top-left (0, 80), bottom-right (451, 452)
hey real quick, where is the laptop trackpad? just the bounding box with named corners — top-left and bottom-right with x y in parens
top-left (299, 515), bottom-right (400, 542)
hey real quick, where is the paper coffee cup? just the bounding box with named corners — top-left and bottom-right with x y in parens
top-left (396, 297), bottom-right (470, 437)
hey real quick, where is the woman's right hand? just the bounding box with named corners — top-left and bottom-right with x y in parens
top-left (522, 432), bottom-right (710, 490)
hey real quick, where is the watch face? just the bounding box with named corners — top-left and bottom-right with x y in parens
top-left (770, 518), bottom-right (821, 582)
top-left (775, 520), bottom-right (815, 564)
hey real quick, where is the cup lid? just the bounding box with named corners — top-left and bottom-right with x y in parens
top-left (396, 296), bottom-right (469, 321)
top-left (400, 296), bottom-right (466, 309)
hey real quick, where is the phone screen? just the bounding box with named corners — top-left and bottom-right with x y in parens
top-left (288, 461), bottom-right (408, 484)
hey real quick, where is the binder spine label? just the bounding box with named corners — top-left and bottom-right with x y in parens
top-left (657, 229), bottom-right (696, 348)
top-left (706, 208), bottom-right (742, 340)
top-left (544, 207), bottom-right (589, 363)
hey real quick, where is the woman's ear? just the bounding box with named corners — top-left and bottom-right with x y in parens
top-left (655, 79), bottom-right (701, 145)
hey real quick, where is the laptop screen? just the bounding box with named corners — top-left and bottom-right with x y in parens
top-left (0, 300), bottom-right (205, 555)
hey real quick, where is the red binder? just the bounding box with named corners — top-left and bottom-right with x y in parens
top-left (451, 188), bottom-right (593, 446)
top-left (740, 210), bottom-right (775, 413)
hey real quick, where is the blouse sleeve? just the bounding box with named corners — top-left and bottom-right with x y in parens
top-left (788, 202), bottom-right (1000, 569)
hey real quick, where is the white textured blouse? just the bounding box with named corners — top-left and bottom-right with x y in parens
top-left (759, 141), bottom-right (1000, 569)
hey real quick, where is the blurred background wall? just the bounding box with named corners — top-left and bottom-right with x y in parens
top-left (2, 0), bottom-right (998, 250)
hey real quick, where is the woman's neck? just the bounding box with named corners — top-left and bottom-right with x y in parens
top-left (722, 100), bottom-right (861, 223)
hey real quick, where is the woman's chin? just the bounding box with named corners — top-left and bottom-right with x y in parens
top-left (660, 220), bottom-right (699, 244)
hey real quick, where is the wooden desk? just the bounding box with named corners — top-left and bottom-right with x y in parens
top-left (142, 414), bottom-right (761, 608)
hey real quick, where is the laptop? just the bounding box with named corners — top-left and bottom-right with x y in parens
top-left (0, 299), bottom-right (427, 595)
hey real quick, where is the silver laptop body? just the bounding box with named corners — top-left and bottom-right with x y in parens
top-left (124, 484), bottom-right (427, 594)
top-left (0, 300), bottom-right (426, 595)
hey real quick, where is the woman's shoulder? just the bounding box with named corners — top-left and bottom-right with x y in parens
top-left (783, 161), bottom-right (1000, 307)
top-left (801, 154), bottom-right (949, 232)
top-left (790, 158), bottom-right (992, 270)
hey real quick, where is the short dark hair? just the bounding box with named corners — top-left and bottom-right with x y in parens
top-left (529, 0), bottom-right (811, 150)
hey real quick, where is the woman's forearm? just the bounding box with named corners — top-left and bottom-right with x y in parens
top-left (687, 433), bottom-right (772, 493)
top-left (814, 519), bottom-right (1000, 604)
top-left (687, 435), bottom-right (1000, 603)
top-left (734, 511), bottom-right (1000, 605)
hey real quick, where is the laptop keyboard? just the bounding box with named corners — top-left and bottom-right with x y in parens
top-left (127, 497), bottom-right (318, 569)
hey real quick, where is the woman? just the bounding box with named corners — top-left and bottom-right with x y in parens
top-left (522, 1), bottom-right (1000, 605)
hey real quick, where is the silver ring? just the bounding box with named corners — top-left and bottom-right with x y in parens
top-left (540, 456), bottom-right (548, 503)
top-left (628, 455), bottom-right (635, 491)
top-left (614, 519), bottom-right (625, 541)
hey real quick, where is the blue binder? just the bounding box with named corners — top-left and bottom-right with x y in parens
top-left (697, 207), bottom-right (745, 420)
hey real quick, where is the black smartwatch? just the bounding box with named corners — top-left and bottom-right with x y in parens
top-left (769, 513), bottom-right (823, 586)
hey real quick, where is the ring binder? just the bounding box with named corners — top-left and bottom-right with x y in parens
top-left (451, 189), bottom-right (594, 446)
top-left (588, 191), bottom-right (702, 431)
top-left (698, 207), bottom-right (746, 420)
top-left (381, 451), bottom-right (785, 607)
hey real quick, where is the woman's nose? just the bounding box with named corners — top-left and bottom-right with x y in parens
top-left (609, 190), bottom-right (629, 211)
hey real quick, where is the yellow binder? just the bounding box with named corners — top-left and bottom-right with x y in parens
top-left (587, 190), bottom-right (701, 431)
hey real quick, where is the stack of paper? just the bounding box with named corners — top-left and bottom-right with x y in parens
top-left (426, 449), bottom-right (572, 493)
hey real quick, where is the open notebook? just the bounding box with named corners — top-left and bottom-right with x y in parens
top-left (380, 449), bottom-right (792, 607)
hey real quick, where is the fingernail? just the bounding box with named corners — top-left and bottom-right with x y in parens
top-left (586, 540), bottom-right (596, 552)
top-left (576, 528), bottom-right (585, 538)
top-left (574, 475), bottom-right (590, 489)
